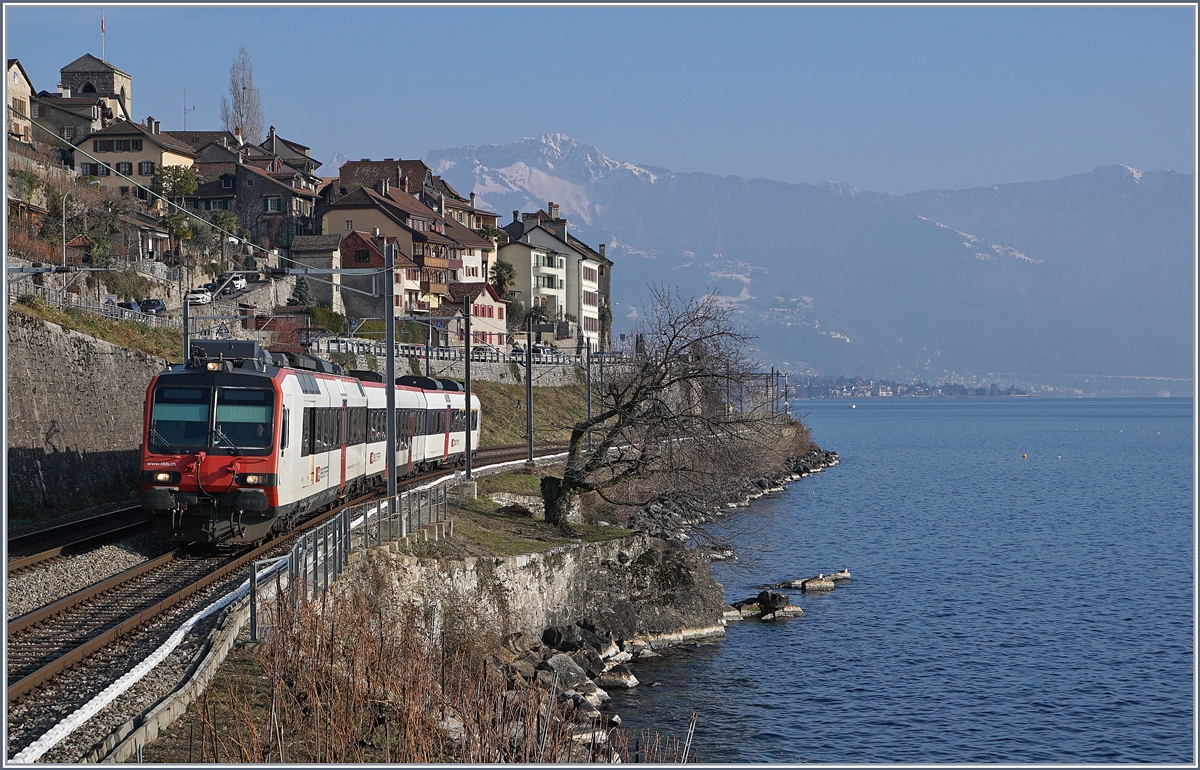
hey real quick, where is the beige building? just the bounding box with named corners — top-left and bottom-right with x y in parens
top-left (74, 117), bottom-right (196, 202)
top-left (7, 59), bottom-right (34, 143)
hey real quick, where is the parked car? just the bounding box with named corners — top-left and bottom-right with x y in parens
top-left (202, 281), bottom-right (221, 296)
top-left (116, 300), bottom-right (140, 313)
top-left (140, 298), bottom-right (166, 315)
top-left (469, 344), bottom-right (507, 362)
top-left (185, 288), bottom-right (212, 305)
top-left (216, 273), bottom-right (246, 294)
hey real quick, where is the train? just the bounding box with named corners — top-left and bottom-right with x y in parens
top-left (139, 339), bottom-right (480, 544)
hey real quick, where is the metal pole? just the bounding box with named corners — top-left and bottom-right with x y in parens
top-left (463, 295), bottom-right (472, 480)
top-left (385, 244), bottom-right (397, 499)
top-left (322, 524), bottom-right (329, 590)
top-left (526, 314), bottom-right (534, 463)
top-left (425, 320), bottom-right (431, 376)
top-left (586, 348), bottom-right (592, 451)
top-left (182, 289), bottom-right (190, 363)
top-left (249, 561), bottom-right (258, 642)
top-left (61, 189), bottom-right (70, 269)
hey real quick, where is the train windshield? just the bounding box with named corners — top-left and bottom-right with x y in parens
top-left (149, 387), bottom-right (211, 452)
top-left (214, 388), bottom-right (274, 453)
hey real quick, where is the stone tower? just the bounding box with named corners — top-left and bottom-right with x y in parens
top-left (59, 53), bottom-right (131, 119)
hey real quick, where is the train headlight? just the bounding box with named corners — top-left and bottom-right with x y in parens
top-left (243, 474), bottom-right (266, 485)
top-left (235, 473), bottom-right (276, 486)
top-left (141, 470), bottom-right (181, 484)
top-left (205, 361), bottom-right (222, 371)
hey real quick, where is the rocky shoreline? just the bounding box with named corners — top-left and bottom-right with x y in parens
top-left (492, 447), bottom-right (842, 740)
top-left (629, 448), bottom-right (839, 541)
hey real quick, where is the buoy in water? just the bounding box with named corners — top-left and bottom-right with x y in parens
top-left (850, 404), bottom-right (856, 409)
top-left (1022, 453), bottom-right (1027, 459)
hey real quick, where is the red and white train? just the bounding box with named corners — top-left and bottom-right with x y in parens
top-left (139, 340), bottom-right (480, 544)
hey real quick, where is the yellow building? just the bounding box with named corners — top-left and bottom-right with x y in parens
top-left (73, 117), bottom-right (196, 203)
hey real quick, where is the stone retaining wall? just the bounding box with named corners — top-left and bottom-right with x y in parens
top-left (6, 309), bottom-right (168, 514)
top-left (350, 354), bottom-right (581, 387)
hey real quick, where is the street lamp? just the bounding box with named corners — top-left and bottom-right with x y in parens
top-left (62, 180), bottom-right (101, 268)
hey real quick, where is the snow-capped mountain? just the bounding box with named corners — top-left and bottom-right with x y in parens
top-left (426, 136), bottom-right (1192, 381)
top-left (315, 151), bottom-right (350, 177)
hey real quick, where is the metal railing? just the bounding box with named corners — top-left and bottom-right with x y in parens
top-left (247, 485), bottom-right (451, 642)
top-left (7, 280), bottom-right (183, 330)
top-left (324, 335), bottom-right (617, 367)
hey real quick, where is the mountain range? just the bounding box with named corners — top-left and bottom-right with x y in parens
top-left (422, 134), bottom-right (1193, 384)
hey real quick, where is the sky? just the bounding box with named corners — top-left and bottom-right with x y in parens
top-left (4, 4), bottom-right (1195, 194)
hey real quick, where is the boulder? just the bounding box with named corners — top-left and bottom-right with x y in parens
top-left (539, 652), bottom-right (590, 689)
top-left (756, 590), bottom-right (791, 612)
top-left (571, 648), bottom-right (607, 679)
top-left (543, 625), bottom-right (584, 651)
top-left (597, 664), bottom-right (640, 689)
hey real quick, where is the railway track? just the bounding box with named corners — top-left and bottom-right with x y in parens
top-left (7, 507), bottom-right (151, 574)
top-left (5, 441), bottom-right (568, 708)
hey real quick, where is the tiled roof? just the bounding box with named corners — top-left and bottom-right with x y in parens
top-left (292, 234), bottom-right (343, 252)
top-left (61, 53), bottom-right (130, 78)
top-left (83, 120), bottom-right (198, 156)
top-left (167, 130), bottom-right (238, 148)
top-left (192, 162), bottom-right (236, 183)
top-left (338, 159), bottom-right (432, 195)
top-left (239, 163), bottom-right (320, 198)
top-left (566, 233), bottom-right (610, 264)
top-left (442, 216), bottom-right (492, 250)
top-left (448, 281), bottom-right (506, 304)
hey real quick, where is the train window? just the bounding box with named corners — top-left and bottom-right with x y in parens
top-left (471, 409), bottom-right (478, 430)
top-left (281, 408), bottom-right (289, 451)
top-left (297, 372), bottom-right (321, 395)
top-left (302, 407), bottom-right (312, 456)
top-left (215, 389), bottom-right (274, 453)
top-left (150, 387), bottom-right (211, 452)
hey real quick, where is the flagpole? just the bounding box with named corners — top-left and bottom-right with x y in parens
top-left (101, 14), bottom-right (105, 60)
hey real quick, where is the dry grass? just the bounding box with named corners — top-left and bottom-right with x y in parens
top-left (9, 300), bottom-right (182, 361)
top-left (471, 379), bottom-right (588, 447)
top-left (139, 575), bottom-right (691, 763)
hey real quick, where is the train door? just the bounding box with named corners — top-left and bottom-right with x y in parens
top-left (339, 398), bottom-right (348, 493)
top-left (405, 409), bottom-right (415, 473)
top-left (443, 405), bottom-right (452, 462)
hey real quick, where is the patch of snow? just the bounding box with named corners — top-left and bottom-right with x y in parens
top-left (1121, 164), bottom-right (1144, 182)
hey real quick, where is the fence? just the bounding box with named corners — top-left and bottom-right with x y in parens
top-left (325, 336), bottom-right (621, 368)
top-left (7, 280), bottom-right (184, 330)
top-left (247, 485), bottom-right (450, 641)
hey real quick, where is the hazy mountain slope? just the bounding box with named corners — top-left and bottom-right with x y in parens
top-left (427, 136), bottom-right (1193, 380)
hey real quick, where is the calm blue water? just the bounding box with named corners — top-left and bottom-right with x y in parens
top-left (609, 398), bottom-right (1194, 763)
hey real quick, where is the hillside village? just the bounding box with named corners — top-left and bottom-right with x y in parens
top-left (7, 54), bottom-right (615, 358)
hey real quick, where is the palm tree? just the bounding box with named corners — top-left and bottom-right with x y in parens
top-left (526, 304), bottom-right (549, 325)
top-left (490, 260), bottom-right (517, 297)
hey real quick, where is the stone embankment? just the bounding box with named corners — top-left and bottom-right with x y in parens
top-left (630, 448), bottom-right (839, 541)
top-left (6, 310), bottom-right (168, 514)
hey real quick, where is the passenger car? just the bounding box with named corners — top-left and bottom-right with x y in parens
top-left (140, 298), bottom-right (166, 315)
top-left (185, 288), bottom-right (212, 305)
top-left (116, 300), bottom-right (141, 313)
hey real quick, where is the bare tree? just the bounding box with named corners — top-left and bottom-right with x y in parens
top-left (219, 47), bottom-right (264, 144)
top-left (540, 285), bottom-right (790, 527)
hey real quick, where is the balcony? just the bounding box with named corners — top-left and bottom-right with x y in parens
top-left (405, 300), bottom-right (430, 313)
top-left (420, 280), bottom-right (448, 295)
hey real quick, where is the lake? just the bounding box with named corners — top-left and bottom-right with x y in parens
top-left (609, 398), bottom-right (1194, 763)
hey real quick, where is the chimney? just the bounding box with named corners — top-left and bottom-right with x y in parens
top-left (235, 126), bottom-right (244, 146)
top-left (548, 202), bottom-right (559, 219)
top-left (144, 115), bottom-right (154, 129)
top-left (513, 210), bottom-right (520, 224)
top-left (599, 243), bottom-right (606, 259)
top-left (57, 82), bottom-right (70, 98)
top-left (438, 192), bottom-right (445, 216)
top-left (268, 125), bottom-right (275, 147)
top-left (469, 192), bottom-right (476, 209)
top-left (153, 120), bottom-right (160, 134)
top-left (372, 226), bottom-right (380, 238)
top-left (401, 175), bottom-right (409, 193)
top-left (375, 178), bottom-right (389, 196)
